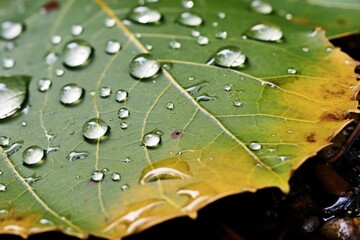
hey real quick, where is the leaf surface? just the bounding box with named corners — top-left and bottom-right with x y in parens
top-left (0, 0), bottom-right (359, 239)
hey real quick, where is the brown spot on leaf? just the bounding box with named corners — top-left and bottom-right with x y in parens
top-left (41, 1), bottom-right (60, 14)
top-left (171, 129), bottom-right (183, 139)
top-left (320, 112), bottom-right (344, 122)
top-left (306, 133), bottom-right (316, 143)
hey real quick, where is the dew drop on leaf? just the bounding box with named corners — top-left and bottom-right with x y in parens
top-left (4, 141), bottom-right (23, 156)
top-left (121, 184), bottom-right (129, 191)
top-left (59, 84), bottom-right (84, 105)
top-left (287, 68), bottom-right (297, 74)
top-left (71, 24), bottom-right (83, 36)
top-left (169, 40), bottom-right (181, 50)
top-left (182, 0), bottom-right (194, 9)
top-left (249, 141), bottom-right (262, 150)
top-left (197, 36), bottom-right (209, 46)
top-left (38, 78), bottom-right (52, 92)
top-left (145, 43), bottom-right (153, 51)
top-left (104, 17), bottom-right (116, 28)
top-left (111, 172), bottom-right (121, 181)
top-left (129, 53), bottom-right (161, 79)
top-left (91, 171), bottom-right (104, 182)
top-left (186, 82), bottom-right (208, 95)
top-left (120, 122), bottom-right (129, 129)
top-left (195, 95), bottom-right (217, 102)
top-left (22, 146), bottom-right (45, 166)
top-left (142, 130), bottom-right (162, 148)
top-left (2, 57), bottom-right (15, 69)
top-left (244, 23), bottom-right (283, 42)
top-left (51, 35), bottom-right (62, 45)
top-left (224, 84), bottom-right (232, 91)
top-left (127, 6), bottom-right (162, 24)
top-left (166, 101), bottom-right (174, 110)
top-left (211, 46), bottom-right (246, 68)
top-left (105, 40), bottom-right (121, 54)
top-left (217, 12), bottom-right (226, 19)
top-left (62, 39), bottom-right (94, 69)
top-left (118, 108), bottom-right (130, 119)
top-left (44, 52), bottom-right (58, 65)
top-left (66, 151), bottom-right (90, 161)
top-left (82, 118), bottom-right (109, 141)
top-left (0, 136), bottom-right (10, 147)
top-left (233, 100), bottom-right (242, 107)
top-left (25, 174), bottom-right (42, 184)
top-left (55, 68), bottom-right (65, 77)
top-left (215, 31), bottom-right (227, 39)
top-left (177, 12), bottom-right (203, 27)
top-left (250, 0), bottom-right (273, 14)
top-left (21, 121), bottom-right (27, 127)
top-left (0, 184), bottom-right (6, 192)
top-left (191, 29), bottom-right (200, 37)
top-left (100, 86), bottom-right (112, 98)
top-left (0, 20), bottom-right (24, 41)
top-left (302, 47), bottom-right (309, 53)
top-left (115, 89), bottom-right (128, 103)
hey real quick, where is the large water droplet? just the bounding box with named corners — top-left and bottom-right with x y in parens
top-left (62, 39), bottom-right (94, 69)
top-left (91, 170), bottom-right (104, 182)
top-left (23, 146), bottom-right (45, 166)
top-left (67, 151), bottom-right (90, 161)
top-left (142, 130), bottom-right (162, 148)
top-left (0, 75), bottom-right (30, 119)
top-left (249, 141), bottom-right (262, 150)
top-left (129, 53), bottom-right (161, 79)
top-left (111, 172), bottom-right (121, 181)
top-left (0, 184), bottom-right (6, 192)
top-left (71, 24), bottom-right (83, 36)
top-left (245, 23), bottom-right (282, 42)
top-left (118, 108), bottom-right (130, 119)
top-left (0, 136), bottom-right (10, 147)
top-left (100, 86), bottom-right (112, 98)
top-left (38, 78), bottom-right (52, 92)
top-left (115, 89), bottom-right (128, 103)
top-left (59, 84), bottom-right (84, 105)
top-left (0, 20), bottom-right (24, 40)
top-left (211, 46), bottom-right (246, 68)
top-left (177, 12), bottom-right (203, 27)
top-left (127, 6), bottom-right (162, 24)
top-left (105, 40), bottom-right (121, 54)
top-left (250, 0), bottom-right (273, 14)
top-left (82, 118), bottom-right (109, 141)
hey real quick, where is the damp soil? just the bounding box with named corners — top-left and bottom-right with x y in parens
top-left (3, 33), bottom-right (360, 240)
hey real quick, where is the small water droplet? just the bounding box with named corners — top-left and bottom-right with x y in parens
top-left (197, 36), bottom-right (209, 46)
top-left (47, 146), bottom-right (59, 153)
top-left (63, 39), bottom-right (94, 69)
top-left (127, 6), bottom-right (162, 24)
top-left (71, 24), bottom-right (83, 36)
top-left (5, 42), bottom-right (15, 51)
top-left (21, 121), bottom-right (27, 127)
top-left (91, 171), bottom-right (104, 182)
top-left (25, 174), bottom-right (42, 184)
top-left (105, 40), bottom-right (121, 54)
top-left (169, 40), bottom-right (181, 50)
top-left (195, 95), bottom-right (217, 102)
top-left (115, 89), bottom-right (128, 103)
top-left (122, 157), bottom-right (132, 163)
top-left (39, 219), bottom-right (54, 225)
top-left (121, 184), bottom-right (129, 191)
top-left (145, 43), bottom-right (153, 51)
top-left (59, 84), bottom-right (84, 105)
top-left (250, 0), bottom-right (273, 14)
top-left (82, 118), bottom-right (109, 141)
top-left (278, 156), bottom-right (287, 161)
top-left (111, 172), bottom-right (121, 181)
top-left (167, 101), bottom-right (174, 110)
top-left (120, 122), bottom-right (129, 129)
top-left (55, 68), bottom-right (65, 77)
top-left (0, 184), bottom-right (6, 192)
top-left (67, 151), bottom-right (89, 161)
top-left (4, 140), bottom-right (23, 156)
top-left (118, 108), bottom-right (130, 119)
top-left (2, 57), bottom-right (15, 69)
top-left (104, 17), bottom-right (116, 28)
top-left (100, 86), bottom-right (112, 98)
top-left (44, 52), bottom-right (58, 65)
top-left (223, 84), bottom-right (232, 91)
top-left (287, 68), bottom-right (297, 74)
top-left (249, 141), bottom-right (262, 150)
top-left (0, 136), bottom-right (10, 147)
top-left (51, 35), bottom-right (62, 45)
top-left (177, 12), bottom-right (203, 27)
top-left (182, 0), bottom-right (194, 8)
top-left (0, 20), bottom-right (24, 40)
top-left (188, 76), bottom-right (195, 81)
top-left (233, 100), bottom-right (242, 107)
top-left (22, 146), bottom-right (45, 166)
top-left (135, 32), bottom-right (142, 38)
top-left (245, 23), bottom-right (282, 42)
top-left (186, 82), bottom-right (208, 95)
top-left (302, 47), bottom-right (309, 53)
top-left (325, 47), bottom-right (333, 52)
top-left (212, 46), bottom-right (246, 68)
top-left (191, 29), bottom-right (200, 37)
top-left (212, 22), bottom-right (219, 27)
top-left (38, 78), bottom-right (52, 92)
top-left (129, 53), bottom-right (161, 79)
top-left (215, 31), bottom-right (227, 39)
top-left (217, 12), bottom-right (226, 19)
top-left (142, 130), bottom-right (162, 148)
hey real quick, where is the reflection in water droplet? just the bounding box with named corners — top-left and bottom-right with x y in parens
top-left (0, 75), bottom-right (30, 119)
top-left (128, 6), bottom-right (162, 24)
top-left (245, 23), bottom-right (282, 42)
top-left (197, 36), bottom-right (209, 46)
top-left (0, 20), bottom-right (24, 40)
top-left (142, 130), bottom-right (162, 148)
top-left (195, 95), bottom-right (217, 102)
top-left (129, 53), bottom-right (161, 79)
top-left (2, 57), bottom-right (15, 69)
top-left (115, 89), bottom-right (128, 103)
top-left (118, 108), bottom-right (130, 119)
top-left (211, 46), bottom-right (246, 68)
top-left (177, 12), bottom-right (203, 27)
top-left (111, 172), bottom-right (121, 181)
top-left (67, 151), bottom-right (90, 161)
top-left (0, 184), bottom-right (6, 192)
top-left (287, 68), bottom-right (297, 74)
top-left (59, 84), bottom-right (84, 105)
top-left (166, 101), bottom-right (174, 110)
top-left (91, 171), bottom-right (104, 182)
top-left (4, 141), bottom-right (23, 156)
top-left (250, 0), bottom-right (273, 14)
top-left (100, 87), bottom-right (112, 98)
top-left (44, 52), bottom-right (58, 65)
top-left (38, 79), bottom-right (52, 92)
top-left (182, 0), bottom-right (194, 8)
top-left (249, 141), bottom-right (262, 150)
top-left (169, 40), bottom-right (181, 50)
top-left (82, 118), bottom-right (109, 141)
top-left (120, 122), bottom-right (129, 129)
top-left (233, 100), bottom-right (242, 107)
top-left (224, 84), bottom-right (232, 91)
top-left (63, 39), bottom-right (94, 69)
top-left (22, 146), bottom-right (45, 166)
top-left (55, 68), bottom-right (65, 77)
top-left (71, 24), bottom-right (83, 36)
top-left (0, 136), bottom-right (10, 147)
top-left (215, 31), bottom-right (227, 39)
top-left (105, 40), bottom-right (121, 54)
top-left (104, 17), bottom-right (116, 28)
top-left (51, 35), bottom-right (62, 45)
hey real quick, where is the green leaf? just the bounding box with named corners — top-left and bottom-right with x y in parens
top-left (0, 0), bottom-right (359, 239)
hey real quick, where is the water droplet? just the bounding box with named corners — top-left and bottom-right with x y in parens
top-left (191, 29), bottom-right (200, 37)
top-left (111, 172), bottom-right (121, 181)
top-left (0, 75), bottom-right (30, 119)
top-left (21, 121), bottom-right (27, 127)
top-left (120, 122), bottom-right (129, 129)
top-left (51, 35), bottom-right (62, 45)
top-left (55, 68), bottom-right (65, 77)
top-left (223, 84), bottom-right (232, 91)
top-left (121, 184), bottom-right (129, 191)
top-left (250, 0), bottom-right (273, 14)
top-left (82, 118), bottom-right (109, 141)
top-left (302, 47), bottom-right (309, 53)
top-left (212, 46), bottom-right (246, 68)
top-left (100, 86), bottom-right (112, 98)
top-left (287, 68), bottom-right (297, 74)
top-left (185, 82), bottom-right (208, 95)
top-left (0, 136), bottom-right (10, 147)
top-left (233, 100), bottom-right (242, 107)
top-left (245, 23), bottom-right (282, 42)
top-left (142, 130), bottom-right (162, 148)
top-left (325, 47), bottom-right (333, 52)
top-left (105, 40), bottom-right (121, 54)
top-left (38, 78), bottom-right (52, 92)
top-left (67, 151), bottom-right (90, 161)
top-left (135, 32), bottom-right (142, 38)
top-left (308, 29), bottom-right (320, 38)
top-left (47, 146), bottom-right (59, 153)
top-left (91, 170), bottom-right (104, 182)
top-left (215, 31), bottom-right (227, 39)
top-left (44, 52), bottom-right (58, 65)
top-left (188, 76), bottom-right (195, 81)
top-left (195, 95), bottom-right (217, 102)
top-left (22, 146), bottom-right (45, 166)
top-left (62, 39), bottom-right (94, 69)
top-left (177, 12), bottom-right (203, 27)
top-left (5, 42), bottom-right (15, 51)
top-left (249, 141), bottom-right (262, 150)
top-left (212, 21), bottom-right (219, 27)
top-left (25, 174), bottom-right (42, 184)
top-left (4, 141), bottom-right (23, 156)
top-left (115, 89), bottom-right (128, 103)
top-left (217, 12), bottom-right (226, 19)
top-left (145, 43), bottom-right (153, 51)
top-left (127, 6), bottom-right (162, 24)
top-left (169, 40), bottom-right (181, 50)
top-left (104, 17), bottom-right (116, 28)
top-left (182, 0), bottom-right (194, 8)
top-left (2, 57), bottom-right (15, 69)
top-left (71, 24), bottom-right (83, 36)
top-left (197, 36), bottom-right (209, 46)
top-left (0, 184), bottom-right (6, 192)
top-left (59, 84), bottom-right (84, 105)
top-left (167, 101), bottom-right (174, 110)
top-left (102, 168), bottom-right (109, 173)
top-left (129, 53), bottom-right (161, 79)
top-left (122, 157), bottom-right (132, 163)
top-left (118, 108), bottom-right (130, 119)
top-left (39, 219), bottom-right (54, 225)
top-left (0, 20), bottom-right (24, 40)
top-left (279, 156), bottom-right (287, 161)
